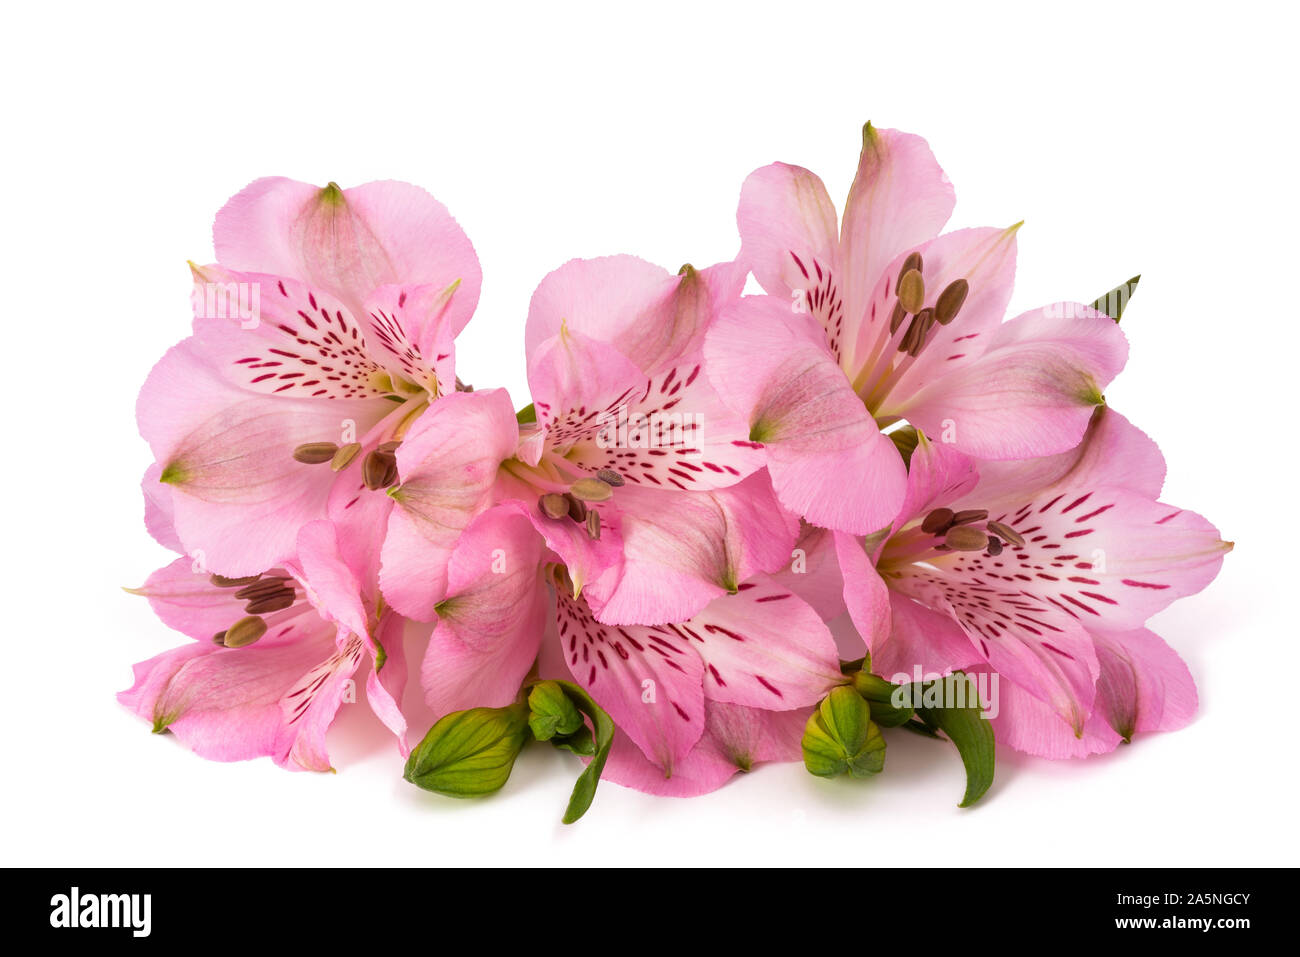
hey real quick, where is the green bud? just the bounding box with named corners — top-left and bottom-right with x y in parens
top-left (802, 686), bottom-right (885, 779)
top-left (528, 680), bottom-right (586, 741)
top-left (851, 671), bottom-right (915, 728)
top-left (403, 702), bottom-right (530, 798)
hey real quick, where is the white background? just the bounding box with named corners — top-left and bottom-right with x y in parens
top-left (2, 1), bottom-right (1294, 866)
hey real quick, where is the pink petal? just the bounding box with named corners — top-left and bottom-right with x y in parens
top-left (128, 556), bottom-right (254, 641)
top-left (975, 664), bottom-right (1122, 758)
top-left (598, 702), bottom-right (809, 797)
top-left (970, 406), bottom-right (1167, 505)
top-left (379, 389), bottom-right (519, 620)
top-left (890, 305), bottom-right (1129, 460)
top-left (527, 255), bottom-right (746, 376)
top-left (138, 339), bottom-right (385, 575)
top-left (584, 472), bottom-right (799, 626)
top-left (191, 266), bottom-right (390, 401)
top-left (951, 483), bottom-right (1229, 632)
top-left (1093, 627), bottom-right (1197, 741)
top-left (838, 126), bottom-right (956, 359)
top-left (213, 178), bottom-right (481, 329)
top-left (706, 295), bottom-right (906, 533)
top-left (362, 282), bottom-right (463, 397)
top-left (737, 162), bottom-right (840, 310)
top-left (852, 225), bottom-right (1019, 405)
top-left (771, 524), bottom-right (847, 622)
top-left (556, 589), bottom-right (705, 776)
top-left (366, 611), bottom-right (410, 754)
top-left (687, 574), bottom-right (843, 709)
top-left (420, 506), bottom-right (548, 716)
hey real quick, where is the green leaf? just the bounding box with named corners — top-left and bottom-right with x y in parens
top-left (851, 671), bottom-right (915, 728)
top-left (545, 681), bottom-right (615, 824)
top-left (915, 673), bottom-right (996, 807)
top-left (802, 686), bottom-right (886, 778)
top-left (403, 701), bottom-right (531, 798)
top-left (1090, 274), bottom-right (1140, 322)
top-left (527, 680), bottom-right (585, 741)
top-left (515, 402), bottom-right (537, 425)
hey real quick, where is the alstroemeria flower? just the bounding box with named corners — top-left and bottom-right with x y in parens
top-left (139, 178), bottom-right (481, 578)
top-left (379, 256), bottom-right (798, 627)
top-left (705, 125), bottom-right (1129, 534)
top-left (834, 409), bottom-right (1231, 755)
top-left (121, 520), bottom-right (411, 771)
top-left (418, 502), bottom-right (844, 793)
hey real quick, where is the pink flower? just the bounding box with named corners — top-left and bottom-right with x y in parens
top-left (705, 125), bottom-right (1129, 534)
top-left (379, 256), bottom-right (797, 627)
top-left (834, 409), bottom-right (1231, 756)
top-left (139, 178), bottom-right (481, 578)
top-left (120, 521), bottom-right (410, 772)
top-left (417, 502), bottom-right (844, 794)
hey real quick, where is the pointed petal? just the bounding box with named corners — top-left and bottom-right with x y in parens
top-left (706, 295), bottom-right (906, 533)
top-left (687, 574), bottom-right (843, 708)
top-left (138, 339), bottom-right (384, 574)
top-left (585, 471), bottom-right (799, 626)
top-left (366, 611), bottom-right (410, 754)
top-left (890, 563), bottom-right (1099, 732)
top-left (976, 664), bottom-right (1122, 758)
top-left (771, 524), bottom-right (847, 622)
top-left (737, 162), bottom-right (843, 341)
top-left (839, 126), bottom-right (955, 353)
top-left (968, 406), bottom-right (1167, 505)
top-left (597, 701), bottom-right (809, 796)
top-left (556, 589), bottom-right (705, 775)
top-left (420, 506), bottom-right (547, 716)
top-left (891, 305), bottom-right (1129, 460)
top-left (1093, 627), bottom-right (1197, 741)
top-left (958, 484), bottom-right (1229, 631)
top-left (129, 556), bottom-right (256, 641)
top-left (379, 389), bottom-right (518, 620)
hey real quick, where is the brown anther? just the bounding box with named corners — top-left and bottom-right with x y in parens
top-left (986, 520), bottom-right (1025, 547)
top-left (950, 508), bottom-right (989, 526)
top-left (375, 440), bottom-right (402, 454)
top-left (595, 468), bottom-right (625, 487)
top-left (944, 525), bottom-right (990, 551)
top-left (210, 573), bottom-right (260, 588)
top-left (906, 308), bottom-right (935, 357)
top-left (586, 508), bottom-right (601, 540)
top-left (244, 590), bottom-right (296, 614)
top-left (331, 442), bottom-right (363, 471)
top-left (362, 450), bottom-right (399, 490)
top-left (565, 493), bottom-right (587, 522)
top-left (234, 577), bottom-right (291, 601)
top-left (897, 269), bottom-right (925, 314)
top-left (934, 279), bottom-right (970, 325)
top-left (211, 630), bottom-right (227, 645)
top-left (570, 477), bottom-right (613, 503)
top-left (921, 507), bottom-right (955, 534)
top-left (539, 493), bottom-right (569, 520)
top-left (888, 300), bottom-right (907, 335)
top-left (899, 309), bottom-right (934, 355)
top-left (222, 615), bottom-right (268, 648)
top-left (900, 251), bottom-right (924, 281)
top-left (986, 536), bottom-right (1004, 557)
top-left (293, 442), bottom-right (340, 465)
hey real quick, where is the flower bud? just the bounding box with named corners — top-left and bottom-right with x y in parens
top-left (403, 702), bottom-right (531, 798)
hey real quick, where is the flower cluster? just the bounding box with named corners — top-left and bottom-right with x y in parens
top-left (123, 124), bottom-right (1230, 818)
